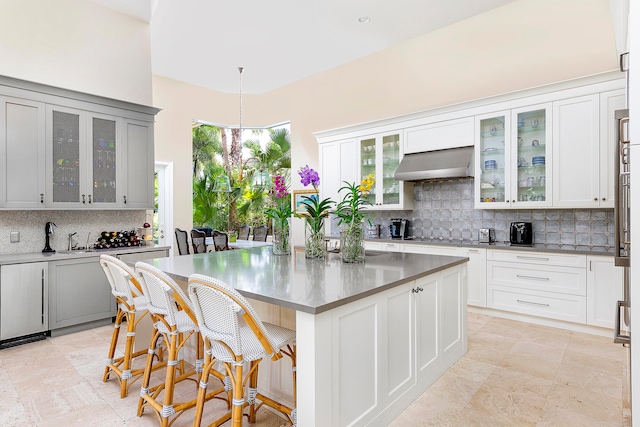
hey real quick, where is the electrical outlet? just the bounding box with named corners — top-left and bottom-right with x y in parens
top-left (10, 231), bottom-right (19, 243)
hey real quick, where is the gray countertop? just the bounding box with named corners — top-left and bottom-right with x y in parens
top-left (138, 246), bottom-right (468, 315)
top-left (0, 245), bottom-right (171, 265)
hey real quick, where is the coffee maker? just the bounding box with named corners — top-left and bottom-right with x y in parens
top-left (389, 218), bottom-right (409, 239)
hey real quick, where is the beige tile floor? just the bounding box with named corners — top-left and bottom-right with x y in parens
top-left (0, 313), bottom-right (630, 426)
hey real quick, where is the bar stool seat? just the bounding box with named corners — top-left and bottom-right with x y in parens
top-left (100, 254), bottom-right (162, 398)
top-left (188, 273), bottom-right (297, 427)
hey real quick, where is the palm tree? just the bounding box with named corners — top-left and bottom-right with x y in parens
top-left (192, 125), bottom-right (221, 178)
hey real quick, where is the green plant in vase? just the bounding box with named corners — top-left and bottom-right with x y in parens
top-left (298, 165), bottom-right (333, 259)
top-left (334, 174), bottom-right (375, 263)
top-left (265, 175), bottom-right (293, 255)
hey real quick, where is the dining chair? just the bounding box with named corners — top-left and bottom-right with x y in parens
top-left (188, 273), bottom-right (297, 427)
top-left (190, 229), bottom-right (208, 253)
top-left (252, 225), bottom-right (268, 242)
top-left (237, 225), bottom-right (250, 240)
top-left (194, 227), bottom-right (213, 238)
top-left (134, 262), bottom-right (230, 427)
top-left (212, 230), bottom-right (230, 251)
top-left (174, 228), bottom-right (190, 255)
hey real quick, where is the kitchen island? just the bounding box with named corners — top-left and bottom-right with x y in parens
top-left (138, 247), bottom-right (468, 426)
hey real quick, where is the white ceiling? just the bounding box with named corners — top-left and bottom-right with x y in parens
top-left (91, 0), bottom-right (518, 94)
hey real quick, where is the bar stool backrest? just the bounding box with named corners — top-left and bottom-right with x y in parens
top-left (188, 274), bottom-right (281, 362)
top-left (100, 254), bottom-right (143, 308)
top-left (135, 262), bottom-right (196, 325)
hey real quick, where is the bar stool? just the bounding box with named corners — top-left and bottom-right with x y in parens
top-left (134, 262), bottom-right (230, 426)
top-left (188, 273), bottom-right (297, 427)
top-left (100, 254), bottom-right (159, 398)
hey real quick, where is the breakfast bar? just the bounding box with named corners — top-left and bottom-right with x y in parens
top-left (138, 247), bottom-right (469, 426)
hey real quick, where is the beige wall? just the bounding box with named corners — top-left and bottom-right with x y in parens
top-left (0, 0), bottom-right (153, 105)
top-left (153, 0), bottom-right (619, 242)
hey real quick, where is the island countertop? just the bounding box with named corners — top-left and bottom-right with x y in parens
top-left (137, 246), bottom-right (468, 314)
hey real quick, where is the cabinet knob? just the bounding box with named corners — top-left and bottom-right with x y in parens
top-left (512, 200), bottom-right (516, 203)
top-left (602, 198), bottom-right (606, 201)
top-left (40, 193), bottom-right (44, 204)
top-left (88, 194), bottom-right (92, 204)
top-left (123, 195), bottom-right (127, 204)
top-left (594, 197), bottom-right (598, 201)
top-left (82, 194), bottom-right (86, 204)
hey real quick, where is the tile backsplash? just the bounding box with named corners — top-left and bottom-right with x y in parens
top-left (338, 178), bottom-right (614, 253)
top-left (0, 210), bottom-right (147, 255)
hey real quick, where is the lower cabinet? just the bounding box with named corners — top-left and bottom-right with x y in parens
top-left (586, 255), bottom-right (624, 328)
top-left (48, 257), bottom-right (114, 331)
top-left (0, 262), bottom-right (48, 341)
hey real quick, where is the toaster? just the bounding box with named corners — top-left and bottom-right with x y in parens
top-left (510, 222), bottom-right (533, 246)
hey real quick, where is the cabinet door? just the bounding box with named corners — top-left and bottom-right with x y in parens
top-left (0, 97), bottom-right (46, 208)
top-left (46, 105), bottom-right (88, 208)
top-left (463, 248), bottom-right (487, 307)
top-left (586, 256), bottom-right (624, 328)
top-left (88, 114), bottom-right (119, 208)
top-left (1, 262), bottom-right (48, 340)
top-left (414, 273), bottom-right (440, 384)
top-left (121, 118), bottom-right (154, 209)
top-left (552, 95), bottom-right (600, 207)
top-left (49, 258), bottom-right (113, 330)
top-left (511, 104), bottom-right (552, 208)
top-left (319, 142), bottom-right (340, 203)
top-left (475, 110), bottom-right (511, 209)
top-left (599, 89), bottom-right (626, 208)
top-left (404, 116), bottom-right (474, 154)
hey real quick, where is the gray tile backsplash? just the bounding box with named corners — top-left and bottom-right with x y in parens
top-left (0, 210), bottom-right (146, 254)
top-left (355, 179), bottom-right (614, 253)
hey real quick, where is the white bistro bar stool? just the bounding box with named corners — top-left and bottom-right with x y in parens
top-left (188, 273), bottom-right (297, 427)
top-left (135, 262), bottom-right (230, 427)
top-left (100, 254), bottom-right (160, 398)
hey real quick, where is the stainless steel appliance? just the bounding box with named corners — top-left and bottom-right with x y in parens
top-left (614, 108), bottom-right (630, 347)
top-left (389, 219), bottom-right (409, 239)
top-left (367, 224), bottom-right (381, 239)
top-left (510, 222), bottom-right (532, 246)
top-left (479, 228), bottom-right (495, 243)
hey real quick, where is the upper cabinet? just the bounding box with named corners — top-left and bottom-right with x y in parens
top-left (404, 116), bottom-right (474, 154)
top-left (552, 89), bottom-right (626, 208)
top-left (359, 132), bottom-right (413, 210)
top-left (319, 138), bottom-right (359, 204)
top-left (0, 75), bottom-right (159, 210)
top-left (475, 104), bottom-right (552, 209)
top-left (0, 96), bottom-right (46, 208)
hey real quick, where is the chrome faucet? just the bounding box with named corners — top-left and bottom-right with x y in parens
top-left (68, 232), bottom-right (78, 250)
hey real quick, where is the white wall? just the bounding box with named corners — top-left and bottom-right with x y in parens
top-left (0, 0), bottom-right (153, 105)
top-left (153, 0), bottom-right (619, 243)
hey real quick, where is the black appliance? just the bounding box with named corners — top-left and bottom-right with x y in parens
top-left (389, 218), bottom-right (409, 239)
top-left (510, 222), bottom-right (532, 246)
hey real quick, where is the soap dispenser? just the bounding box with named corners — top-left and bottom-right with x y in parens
top-left (43, 222), bottom-right (57, 253)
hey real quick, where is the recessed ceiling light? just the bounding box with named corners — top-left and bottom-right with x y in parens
top-left (357, 16), bottom-right (370, 24)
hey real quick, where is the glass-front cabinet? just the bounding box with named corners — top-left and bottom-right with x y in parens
top-left (359, 132), bottom-right (413, 210)
top-left (46, 105), bottom-right (119, 208)
top-left (475, 103), bottom-right (552, 209)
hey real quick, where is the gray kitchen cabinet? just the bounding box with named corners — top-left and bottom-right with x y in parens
top-left (1, 262), bottom-right (48, 341)
top-left (48, 257), bottom-right (114, 332)
top-left (120, 118), bottom-right (155, 209)
top-left (0, 96), bottom-right (46, 208)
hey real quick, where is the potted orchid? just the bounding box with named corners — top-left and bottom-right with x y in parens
top-left (265, 175), bottom-right (293, 255)
top-left (334, 174), bottom-right (376, 263)
top-left (298, 165), bottom-right (333, 258)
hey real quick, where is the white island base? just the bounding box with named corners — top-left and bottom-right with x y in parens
top-left (296, 263), bottom-right (467, 426)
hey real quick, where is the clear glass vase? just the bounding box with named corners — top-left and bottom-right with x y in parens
top-left (305, 218), bottom-right (325, 259)
top-left (340, 220), bottom-right (365, 263)
top-left (272, 218), bottom-right (291, 255)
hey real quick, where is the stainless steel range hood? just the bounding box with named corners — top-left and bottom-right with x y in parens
top-left (394, 146), bottom-right (475, 181)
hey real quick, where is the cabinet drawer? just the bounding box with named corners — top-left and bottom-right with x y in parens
top-left (365, 241), bottom-right (383, 251)
top-left (488, 285), bottom-right (586, 323)
top-left (382, 242), bottom-right (402, 252)
top-left (402, 244), bottom-right (460, 256)
top-left (487, 261), bottom-right (586, 296)
top-left (487, 249), bottom-right (586, 268)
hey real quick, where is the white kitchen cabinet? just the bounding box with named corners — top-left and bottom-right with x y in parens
top-left (359, 131), bottom-right (413, 210)
top-left (403, 116), bottom-right (474, 154)
top-left (475, 103), bottom-right (552, 209)
top-left (0, 262), bottom-right (48, 341)
top-left (487, 249), bottom-right (587, 323)
top-left (0, 96), bottom-right (46, 208)
top-left (586, 255), bottom-right (624, 329)
top-left (319, 138), bottom-right (358, 204)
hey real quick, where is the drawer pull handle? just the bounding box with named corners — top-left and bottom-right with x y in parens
top-left (468, 249), bottom-right (479, 253)
top-left (517, 274), bottom-right (550, 281)
top-left (517, 256), bottom-right (549, 261)
top-left (517, 299), bottom-right (550, 307)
